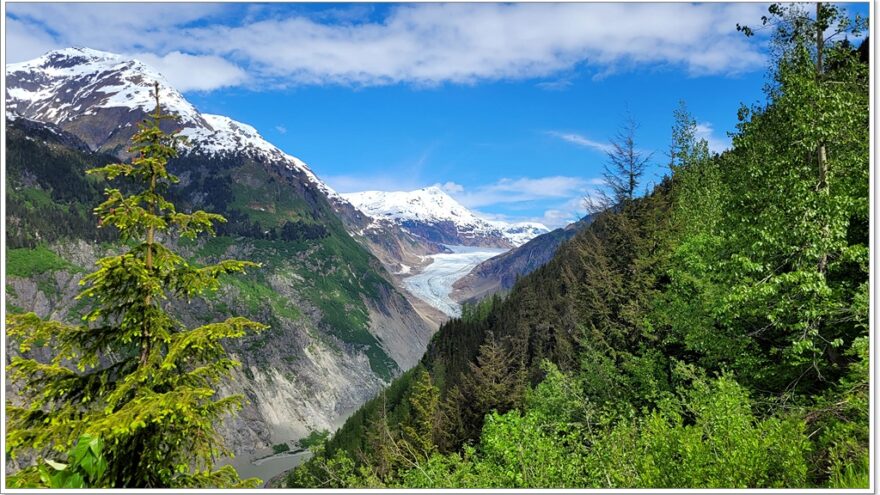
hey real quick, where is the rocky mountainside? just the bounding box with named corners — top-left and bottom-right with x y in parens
top-left (342, 187), bottom-right (549, 249)
top-left (452, 215), bottom-right (592, 303)
top-left (6, 47), bottom-right (456, 326)
top-left (4, 48), bottom-right (436, 474)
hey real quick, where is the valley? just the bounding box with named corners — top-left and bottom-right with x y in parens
top-left (401, 245), bottom-right (508, 317)
top-left (4, 3), bottom-right (870, 489)
top-left (2, 47), bottom-right (551, 486)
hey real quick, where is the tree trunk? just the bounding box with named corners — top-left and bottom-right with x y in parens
top-left (816, 2), bottom-right (829, 275)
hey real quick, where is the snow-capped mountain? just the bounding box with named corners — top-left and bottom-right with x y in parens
top-left (7, 47), bottom-right (203, 127)
top-left (342, 186), bottom-right (549, 248)
top-left (5, 47), bottom-right (441, 464)
top-left (5, 47), bottom-right (339, 200)
top-left (489, 221), bottom-right (552, 247)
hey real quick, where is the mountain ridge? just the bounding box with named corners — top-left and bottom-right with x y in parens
top-left (4, 47), bottom-right (437, 479)
top-left (452, 214), bottom-right (592, 303)
top-left (342, 186), bottom-right (549, 249)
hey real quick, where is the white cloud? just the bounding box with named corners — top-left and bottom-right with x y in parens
top-left (695, 122), bottom-right (731, 154)
top-left (437, 181), bottom-right (464, 194)
top-left (474, 195), bottom-right (588, 229)
top-left (547, 131), bottom-right (612, 153)
top-left (448, 176), bottom-right (594, 209)
top-left (326, 175), bottom-right (594, 228)
top-left (6, 4), bottom-right (224, 58)
top-left (539, 196), bottom-right (590, 227)
top-left (6, 3), bottom-right (770, 88)
top-left (540, 209), bottom-right (580, 229)
top-left (6, 4), bottom-right (244, 91)
top-left (130, 52), bottom-right (248, 92)
top-left (536, 78), bottom-right (573, 91)
top-left (322, 174), bottom-right (424, 194)
top-left (5, 17), bottom-right (59, 62)
top-left (275, 125), bottom-right (288, 134)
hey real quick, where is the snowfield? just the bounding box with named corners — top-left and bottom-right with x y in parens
top-left (402, 245), bottom-right (507, 317)
top-left (5, 47), bottom-right (341, 201)
top-left (342, 187), bottom-right (549, 247)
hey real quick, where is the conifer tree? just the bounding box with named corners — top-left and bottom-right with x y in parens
top-left (603, 114), bottom-right (652, 205)
top-left (400, 370), bottom-right (440, 461)
top-left (364, 395), bottom-right (397, 479)
top-left (457, 335), bottom-right (525, 441)
top-left (585, 113), bottom-right (652, 214)
top-left (6, 83), bottom-right (267, 488)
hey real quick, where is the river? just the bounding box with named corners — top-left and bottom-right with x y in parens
top-left (218, 449), bottom-right (312, 486)
top-left (220, 402), bottom-right (362, 485)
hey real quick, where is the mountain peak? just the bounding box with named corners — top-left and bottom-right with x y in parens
top-left (5, 46), bottom-right (338, 199)
top-left (7, 46), bottom-right (199, 128)
top-left (12, 47), bottom-right (125, 67)
top-left (419, 185), bottom-right (448, 194)
top-left (341, 188), bottom-right (548, 248)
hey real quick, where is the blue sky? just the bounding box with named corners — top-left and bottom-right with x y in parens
top-left (5, 2), bottom-right (870, 227)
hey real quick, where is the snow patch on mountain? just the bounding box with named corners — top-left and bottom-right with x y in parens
top-left (5, 47), bottom-right (339, 199)
top-left (491, 221), bottom-right (552, 247)
top-left (342, 186), bottom-right (483, 229)
top-left (341, 186), bottom-right (549, 247)
top-left (6, 47), bottom-right (202, 126)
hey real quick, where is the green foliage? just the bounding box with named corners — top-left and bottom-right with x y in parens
top-left (6, 245), bottom-right (79, 278)
top-left (5, 122), bottom-right (118, 248)
top-left (8, 434), bottom-right (109, 488)
top-left (459, 294), bottom-right (502, 323)
top-left (288, 6), bottom-right (868, 489)
top-left (586, 376), bottom-right (809, 488)
top-left (5, 87), bottom-right (266, 488)
top-left (298, 430), bottom-right (330, 449)
top-left (807, 337), bottom-right (870, 487)
top-left (672, 4), bottom-right (869, 392)
top-left (399, 370), bottom-right (440, 460)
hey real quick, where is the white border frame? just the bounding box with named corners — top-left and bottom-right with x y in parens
top-left (0, 1), bottom-right (875, 493)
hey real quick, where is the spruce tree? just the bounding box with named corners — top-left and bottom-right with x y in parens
top-left (585, 113), bottom-right (653, 214)
top-left (400, 370), bottom-right (440, 461)
top-left (6, 84), bottom-right (267, 488)
top-left (458, 335), bottom-right (525, 441)
top-left (603, 114), bottom-right (652, 205)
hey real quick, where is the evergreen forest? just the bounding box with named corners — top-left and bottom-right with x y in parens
top-left (286, 5), bottom-right (872, 489)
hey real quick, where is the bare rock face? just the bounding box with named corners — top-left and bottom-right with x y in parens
top-left (5, 235), bottom-right (431, 462)
top-left (5, 47), bottom-right (439, 474)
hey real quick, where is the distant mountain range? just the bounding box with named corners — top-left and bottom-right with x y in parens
top-left (6, 47), bottom-right (549, 256)
top-left (452, 214), bottom-right (592, 304)
top-left (342, 186), bottom-right (549, 249)
top-left (4, 47), bottom-right (579, 478)
top-left (5, 47), bottom-right (437, 469)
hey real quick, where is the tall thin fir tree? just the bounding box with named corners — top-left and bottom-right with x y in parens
top-left (585, 113), bottom-right (652, 213)
top-left (605, 115), bottom-right (652, 202)
top-left (6, 83), bottom-right (268, 488)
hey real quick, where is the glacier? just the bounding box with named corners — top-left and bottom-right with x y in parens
top-left (402, 245), bottom-right (507, 317)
